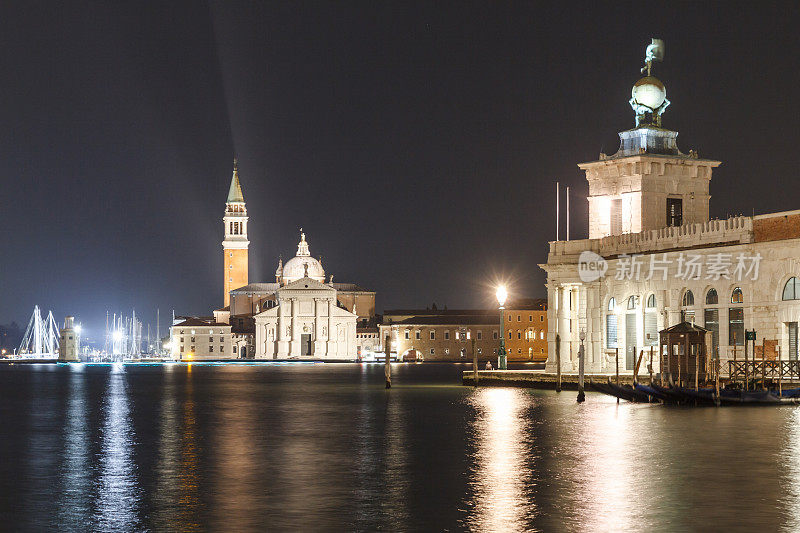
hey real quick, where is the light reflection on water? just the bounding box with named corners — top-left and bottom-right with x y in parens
top-left (1, 364), bottom-right (798, 531)
top-left (94, 365), bottom-right (141, 531)
top-left (57, 367), bottom-right (91, 525)
top-left (465, 388), bottom-right (535, 532)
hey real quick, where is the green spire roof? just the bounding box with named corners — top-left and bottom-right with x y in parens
top-left (227, 158), bottom-right (244, 203)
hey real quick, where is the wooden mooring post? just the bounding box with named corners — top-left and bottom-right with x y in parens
top-left (384, 334), bottom-right (391, 389)
top-left (472, 337), bottom-right (478, 387)
top-left (555, 334), bottom-right (562, 393)
top-left (778, 345), bottom-right (783, 397)
top-left (732, 332), bottom-right (738, 388)
top-left (615, 347), bottom-right (620, 404)
top-left (744, 332), bottom-right (749, 391)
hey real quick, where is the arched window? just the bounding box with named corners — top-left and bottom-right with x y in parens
top-left (706, 289), bottom-right (718, 305)
top-left (783, 277), bottom-right (800, 301)
top-left (606, 298), bottom-right (617, 349)
top-left (731, 287), bottom-right (743, 304)
top-left (682, 290), bottom-right (694, 307)
top-left (645, 295), bottom-right (657, 346)
top-left (627, 296), bottom-right (637, 310)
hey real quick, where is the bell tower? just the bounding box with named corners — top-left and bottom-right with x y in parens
top-left (222, 159), bottom-right (249, 307)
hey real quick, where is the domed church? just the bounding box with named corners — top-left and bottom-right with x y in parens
top-left (210, 162), bottom-right (375, 360)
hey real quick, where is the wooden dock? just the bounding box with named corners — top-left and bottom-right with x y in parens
top-left (462, 370), bottom-right (638, 390)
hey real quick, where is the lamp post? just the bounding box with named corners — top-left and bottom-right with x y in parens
top-left (496, 285), bottom-right (508, 370)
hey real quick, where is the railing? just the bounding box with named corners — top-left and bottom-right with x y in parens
top-left (548, 215), bottom-right (752, 262)
top-left (728, 360), bottom-right (800, 383)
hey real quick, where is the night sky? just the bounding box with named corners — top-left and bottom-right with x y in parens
top-left (1, 2), bottom-right (798, 341)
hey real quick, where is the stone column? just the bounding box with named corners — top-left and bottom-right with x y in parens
top-left (558, 287), bottom-right (571, 372)
top-left (277, 298), bottom-right (289, 358)
top-left (290, 298), bottom-right (299, 357)
top-left (314, 298), bottom-right (323, 356)
top-left (545, 284), bottom-right (560, 373)
top-left (327, 298), bottom-right (335, 357)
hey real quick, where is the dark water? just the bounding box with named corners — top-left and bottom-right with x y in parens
top-left (1, 362), bottom-right (798, 532)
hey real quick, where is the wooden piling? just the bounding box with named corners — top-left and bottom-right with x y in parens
top-left (649, 346), bottom-right (654, 385)
top-left (472, 337), bottom-right (478, 387)
top-left (778, 345), bottom-right (783, 397)
top-left (577, 343), bottom-right (585, 403)
top-left (615, 347), bottom-right (619, 404)
top-left (695, 343), bottom-right (699, 391)
top-left (555, 334), bottom-right (562, 393)
top-left (633, 349), bottom-right (643, 384)
top-left (732, 332), bottom-right (738, 387)
top-left (744, 332), bottom-right (749, 391)
top-left (384, 334), bottom-right (391, 389)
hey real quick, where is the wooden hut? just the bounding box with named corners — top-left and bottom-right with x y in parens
top-left (659, 322), bottom-right (713, 388)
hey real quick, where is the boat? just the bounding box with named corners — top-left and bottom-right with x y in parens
top-left (589, 378), bottom-right (653, 403)
top-left (634, 383), bottom-right (673, 403)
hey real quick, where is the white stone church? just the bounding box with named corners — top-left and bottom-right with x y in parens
top-left (169, 161), bottom-right (370, 361)
top-left (543, 40), bottom-right (800, 375)
top-left (253, 234), bottom-right (357, 359)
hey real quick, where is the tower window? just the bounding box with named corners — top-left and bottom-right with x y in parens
top-left (610, 198), bottom-right (622, 235)
top-left (667, 198), bottom-right (683, 227)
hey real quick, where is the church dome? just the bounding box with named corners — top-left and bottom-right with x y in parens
top-left (631, 76), bottom-right (666, 110)
top-left (281, 231), bottom-right (326, 284)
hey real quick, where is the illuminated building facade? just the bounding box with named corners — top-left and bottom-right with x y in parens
top-left (502, 299), bottom-right (548, 362)
top-left (380, 309), bottom-right (502, 362)
top-left (542, 41), bottom-right (800, 375)
top-left (169, 317), bottom-right (233, 360)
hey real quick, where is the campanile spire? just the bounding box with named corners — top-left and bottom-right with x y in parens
top-left (222, 159), bottom-right (249, 307)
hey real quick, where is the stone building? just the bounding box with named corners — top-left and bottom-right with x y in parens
top-left (542, 41), bottom-right (800, 375)
top-left (58, 316), bottom-right (79, 362)
top-left (380, 309), bottom-right (502, 362)
top-left (503, 299), bottom-right (548, 362)
top-left (173, 161), bottom-right (374, 360)
top-left (169, 317), bottom-right (233, 360)
top-left (253, 276), bottom-right (357, 359)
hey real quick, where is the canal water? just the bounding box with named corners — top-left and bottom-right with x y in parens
top-left (0, 362), bottom-right (798, 532)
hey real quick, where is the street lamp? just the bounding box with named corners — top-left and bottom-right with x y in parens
top-left (578, 328), bottom-right (586, 403)
top-left (496, 285), bottom-right (508, 370)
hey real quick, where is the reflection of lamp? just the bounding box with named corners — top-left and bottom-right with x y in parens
top-left (496, 285), bottom-right (508, 370)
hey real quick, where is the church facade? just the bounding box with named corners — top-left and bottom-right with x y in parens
top-left (542, 41), bottom-right (800, 375)
top-left (169, 161), bottom-right (369, 361)
top-left (254, 276), bottom-right (357, 359)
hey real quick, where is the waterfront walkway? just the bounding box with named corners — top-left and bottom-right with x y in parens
top-left (462, 370), bottom-right (638, 389)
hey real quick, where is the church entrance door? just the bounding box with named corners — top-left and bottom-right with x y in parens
top-left (301, 334), bottom-right (312, 356)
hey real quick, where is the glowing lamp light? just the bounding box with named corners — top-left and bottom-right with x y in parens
top-left (112, 330), bottom-right (123, 342)
top-left (496, 285), bottom-right (508, 308)
top-left (74, 325), bottom-right (82, 335)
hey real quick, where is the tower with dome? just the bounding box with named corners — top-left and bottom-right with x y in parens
top-left (540, 38), bottom-right (800, 377)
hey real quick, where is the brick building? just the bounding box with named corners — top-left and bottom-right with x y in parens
top-left (503, 299), bottom-right (548, 362)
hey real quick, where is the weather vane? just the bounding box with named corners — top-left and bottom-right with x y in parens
top-left (641, 38), bottom-right (665, 76)
top-left (630, 38), bottom-right (669, 127)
